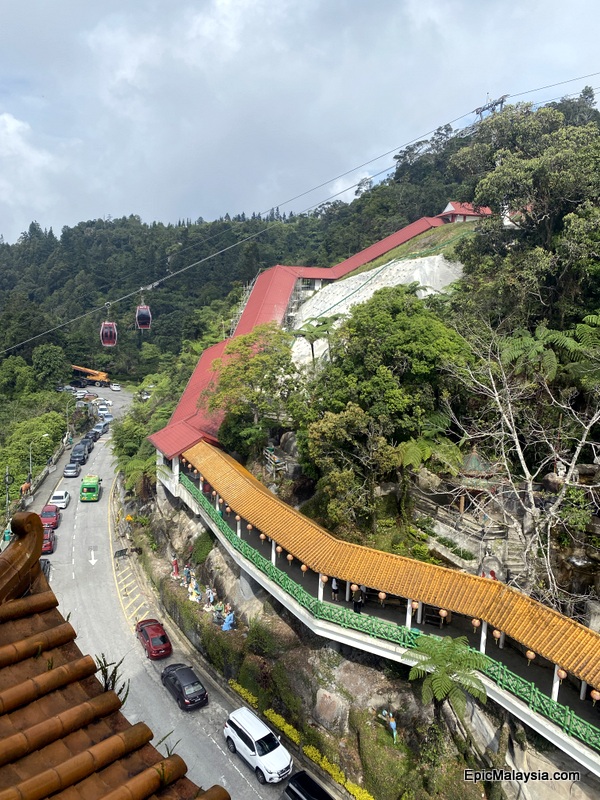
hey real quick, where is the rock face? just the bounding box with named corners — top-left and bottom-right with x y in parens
top-left (146, 496), bottom-right (600, 800)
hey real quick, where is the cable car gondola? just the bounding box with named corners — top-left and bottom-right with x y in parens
top-left (135, 304), bottom-right (152, 330)
top-left (100, 321), bottom-right (118, 347)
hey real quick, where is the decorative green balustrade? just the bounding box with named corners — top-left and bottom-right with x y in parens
top-left (179, 473), bottom-right (600, 755)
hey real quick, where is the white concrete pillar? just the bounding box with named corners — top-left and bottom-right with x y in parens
top-left (345, 581), bottom-right (351, 602)
top-left (271, 539), bottom-right (276, 566)
top-left (499, 631), bottom-right (506, 650)
top-left (580, 680), bottom-right (588, 701)
top-left (479, 620), bottom-right (488, 654)
top-left (416, 601), bottom-right (423, 625)
top-left (405, 599), bottom-right (413, 629)
top-left (214, 492), bottom-right (219, 510)
top-left (173, 458), bottom-right (180, 479)
top-left (235, 516), bottom-right (241, 537)
top-left (551, 664), bottom-right (561, 702)
top-left (318, 574), bottom-right (325, 602)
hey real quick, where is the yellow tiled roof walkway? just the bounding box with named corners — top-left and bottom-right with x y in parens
top-left (180, 441), bottom-right (600, 747)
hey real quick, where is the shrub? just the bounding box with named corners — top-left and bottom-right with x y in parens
top-left (246, 616), bottom-right (280, 657)
top-left (191, 529), bottom-right (214, 565)
top-left (228, 679), bottom-right (259, 708)
top-left (264, 709), bottom-right (301, 744)
top-left (345, 781), bottom-right (376, 800)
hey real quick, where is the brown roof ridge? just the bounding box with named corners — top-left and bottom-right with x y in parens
top-left (0, 621), bottom-right (76, 669)
top-left (185, 440), bottom-right (600, 689)
top-left (0, 691), bottom-right (122, 767)
top-left (0, 654), bottom-right (97, 715)
top-left (0, 512), bottom-right (44, 603)
top-left (0, 722), bottom-right (154, 800)
top-left (0, 590), bottom-right (58, 623)
top-left (102, 754), bottom-right (187, 800)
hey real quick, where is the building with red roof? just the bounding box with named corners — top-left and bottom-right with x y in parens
top-left (149, 205), bottom-right (488, 458)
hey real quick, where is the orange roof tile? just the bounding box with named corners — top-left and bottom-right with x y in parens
top-left (184, 441), bottom-right (600, 690)
top-left (0, 512), bottom-right (230, 800)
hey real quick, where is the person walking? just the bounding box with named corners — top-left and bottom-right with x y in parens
top-left (352, 586), bottom-right (362, 613)
top-left (331, 577), bottom-right (339, 601)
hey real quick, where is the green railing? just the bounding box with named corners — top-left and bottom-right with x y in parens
top-left (179, 473), bottom-right (600, 755)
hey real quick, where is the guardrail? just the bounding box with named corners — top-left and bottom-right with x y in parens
top-left (179, 472), bottom-right (600, 756)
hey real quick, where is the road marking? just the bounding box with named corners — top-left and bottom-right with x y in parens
top-left (124, 593), bottom-right (141, 610)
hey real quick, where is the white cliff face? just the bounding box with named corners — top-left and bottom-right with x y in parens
top-left (291, 254), bottom-right (462, 366)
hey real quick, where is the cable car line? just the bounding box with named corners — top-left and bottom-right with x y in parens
top-left (2, 73), bottom-right (598, 355)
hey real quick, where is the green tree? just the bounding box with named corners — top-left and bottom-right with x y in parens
top-left (204, 323), bottom-right (298, 455)
top-left (31, 344), bottom-right (71, 388)
top-left (408, 635), bottom-right (487, 722)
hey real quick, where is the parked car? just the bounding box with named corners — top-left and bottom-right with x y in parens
top-left (92, 421), bottom-right (109, 436)
top-left (97, 404), bottom-right (109, 416)
top-left (70, 444), bottom-right (88, 465)
top-left (63, 461), bottom-right (82, 478)
top-left (75, 390), bottom-right (87, 400)
top-left (42, 526), bottom-right (56, 554)
top-left (281, 771), bottom-right (336, 800)
top-left (83, 429), bottom-right (100, 443)
top-left (82, 392), bottom-right (98, 402)
top-left (50, 490), bottom-right (71, 509)
top-left (223, 707), bottom-right (293, 784)
top-left (161, 663), bottom-right (208, 710)
top-left (135, 619), bottom-right (172, 659)
top-left (78, 438), bottom-right (93, 455)
top-left (40, 504), bottom-right (61, 529)
top-left (100, 413), bottom-right (114, 423)
top-left (110, 383), bottom-right (121, 391)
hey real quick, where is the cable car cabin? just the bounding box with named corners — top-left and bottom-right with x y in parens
top-left (135, 305), bottom-right (152, 330)
top-left (100, 321), bottom-right (118, 347)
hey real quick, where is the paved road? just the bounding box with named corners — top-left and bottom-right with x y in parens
top-left (31, 390), bottom-right (284, 799)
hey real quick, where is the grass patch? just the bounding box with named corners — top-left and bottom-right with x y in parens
top-left (341, 223), bottom-right (476, 280)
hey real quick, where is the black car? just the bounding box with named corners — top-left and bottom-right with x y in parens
top-left (85, 428), bottom-right (101, 442)
top-left (161, 663), bottom-right (208, 710)
top-left (63, 461), bottom-right (81, 478)
top-left (70, 444), bottom-right (88, 465)
top-left (79, 436), bottom-right (94, 452)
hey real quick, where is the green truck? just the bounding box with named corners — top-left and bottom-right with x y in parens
top-left (80, 474), bottom-right (102, 502)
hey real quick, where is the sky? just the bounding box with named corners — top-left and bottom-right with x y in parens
top-left (0, 0), bottom-right (599, 244)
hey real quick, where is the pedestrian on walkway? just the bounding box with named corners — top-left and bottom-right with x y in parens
top-left (331, 577), bottom-right (339, 601)
top-left (352, 585), bottom-right (362, 613)
top-left (389, 714), bottom-right (397, 744)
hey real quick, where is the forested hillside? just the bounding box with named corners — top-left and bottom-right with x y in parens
top-left (4, 90), bottom-right (600, 614)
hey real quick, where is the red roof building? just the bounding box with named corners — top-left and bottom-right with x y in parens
top-left (149, 208), bottom-right (471, 458)
top-left (436, 201), bottom-right (492, 224)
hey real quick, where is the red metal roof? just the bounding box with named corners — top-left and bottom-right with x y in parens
top-left (326, 217), bottom-right (444, 279)
top-left (150, 214), bottom-right (452, 457)
top-left (436, 201), bottom-right (492, 219)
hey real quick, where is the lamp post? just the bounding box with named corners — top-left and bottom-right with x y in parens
top-left (29, 434), bottom-right (49, 481)
top-left (66, 399), bottom-right (74, 442)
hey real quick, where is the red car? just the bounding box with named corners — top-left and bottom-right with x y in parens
top-left (40, 504), bottom-right (61, 529)
top-left (42, 527), bottom-right (55, 554)
top-left (135, 618), bottom-right (172, 660)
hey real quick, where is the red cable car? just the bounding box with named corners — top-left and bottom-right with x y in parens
top-left (135, 304), bottom-right (152, 330)
top-left (100, 321), bottom-right (118, 347)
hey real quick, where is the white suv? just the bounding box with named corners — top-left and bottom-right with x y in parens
top-left (223, 707), bottom-right (293, 784)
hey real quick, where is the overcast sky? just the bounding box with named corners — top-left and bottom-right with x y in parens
top-left (0, 0), bottom-right (598, 244)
